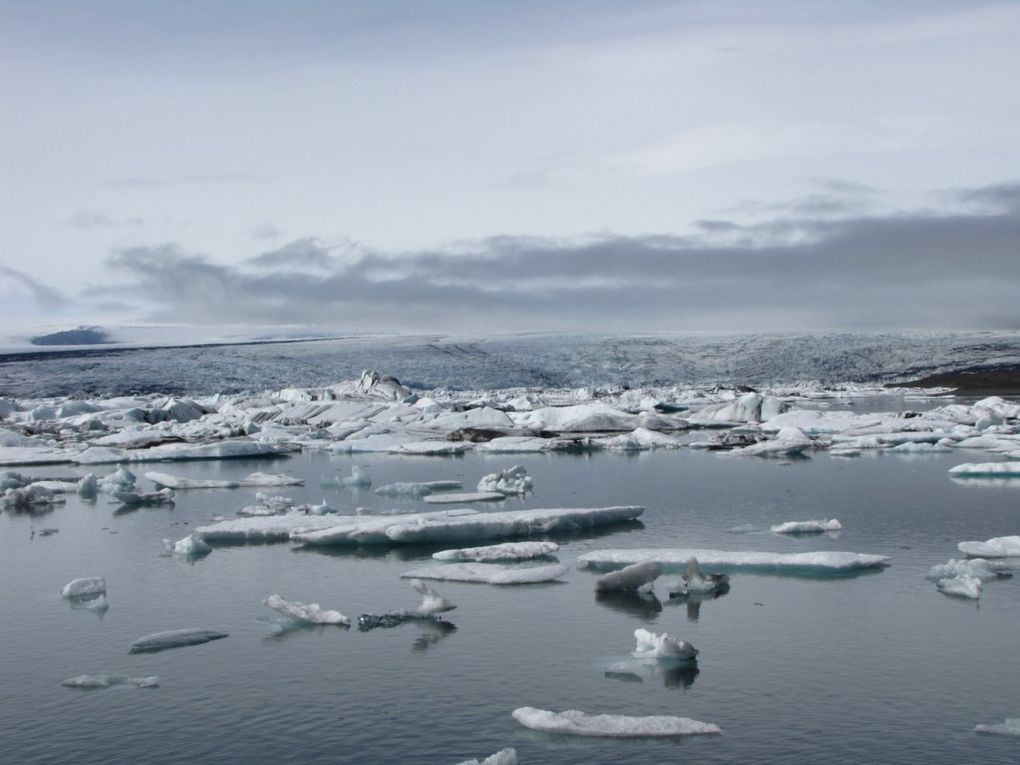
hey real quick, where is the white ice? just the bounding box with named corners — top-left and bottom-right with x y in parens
top-left (672, 557), bottom-right (729, 596)
top-left (958, 535), bottom-right (1020, 558)
top-left (723, 427), bottom-right (813, 457)
top-left (926, 558), bottom-right (1007, 581)
top-left (632, 628), bottom-right (698, 661)
top-left (401, 562), bottom-right (569, 584)
top-left (477, 465), bottom-right (532, 495)
top-left (374, 480), bottom-right (463, 497)
top-left (163, 534), bottom-right (212, 557)
top-left (61, 675), bottom-right (159, 689)
top-left (144, 470), bottom-right (304, 489)
top-left (128, 628), bottom-right (229, 653)
top-left (949, 462), bottom-right (1020, 477)
top-left (595, 561), bottom-right (662, 593)
top-left (264, 594), bottom-right (351, 626)
top-left (936, 574), bottom-right (982, 599)
top-left (424, 491), bottom-right (506, 504)
top-left (61, 577), bottom-right (107, 599)
top-left (974, 718), bottom-right (1020, 736)
top-left (432, 541), bottom-right (560, 562)
top-left (453, 748), bottom-right (518, 765)
top-left (341, 465), bottom-right (372, 487)
top-left (196, 514), bottom-right (346, 542)
top-left (408, 578), bottom-right (457, 614)
top-left (511, 707), bottom-right (721, 737)
top-left (579, 548), bottom-right (890, 574)
top-left (771, 519), bottom-right (842, 534)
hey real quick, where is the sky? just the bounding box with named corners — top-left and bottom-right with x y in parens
top-left (2, 0), bottom-right (1019, 333)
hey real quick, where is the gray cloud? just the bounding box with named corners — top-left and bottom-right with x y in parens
top-left (67, 210), bottom-right (145, 229)
top-left (87, 181), bottom-right (1020, 332)
top-left (0, 263), bottom-right (71, 308)
top-left (103, 174), bottom-right (270, 191)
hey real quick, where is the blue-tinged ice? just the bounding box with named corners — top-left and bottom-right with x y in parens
top-left (163, 534), bottom-right (212, 558)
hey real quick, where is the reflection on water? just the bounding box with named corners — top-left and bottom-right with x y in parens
top-left (594, 590), bottom-right (662, 619)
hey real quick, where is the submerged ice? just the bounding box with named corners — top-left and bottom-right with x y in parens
top-left (128, 629), bottom-right (228, 653)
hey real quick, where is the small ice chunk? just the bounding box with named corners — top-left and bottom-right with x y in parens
top-left (926, 558), bottom-right (1006, 582)
top-left (770, 519), bottom-right (842, 534)
top-left (632, 628), bottom-right (698, 661)
top-left (61, 577), bottom-right (107, 599)
top-left (936, 574), bottom-right (982, 599)
top-left (341, 466), bottom-right (372, 488)
top-left (477, 465), bottom-right (532, 495)
top-left (408, 578), bottom-right (456, 614)
top-left (454, 748), bottom-right (518, 765)
top-left (671, 557), bottom-right (730, 596)
top-left (162, 535), bottom-right (212, 558)
top-left (958, 535), bottom-right (1020, 558)
top-left (61, 674), bottom-right (159, 689)
top-left (128, 628), bottom-right (229, 653)
top-left (432, 541), bottom-right (560, 562)
top-left (974, 718), bottom-right (1020, 736)
top-left (77, 473), bottom-right (98, 499)
top-left (400, 562), bottom-right (569, 584)
top-left (263, 594), bottom-right (351, 626)
top-left (511, 707), bottom-right (721, 737)
top-left (100, 467), bottom-right (136, 493)
top-left (423, 491), bottom-right (506, 505)
top-left (595, 561), bottom-right (662, 593)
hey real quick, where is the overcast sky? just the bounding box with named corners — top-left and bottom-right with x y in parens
top-left (2, 0), bottom-right (1019, 332)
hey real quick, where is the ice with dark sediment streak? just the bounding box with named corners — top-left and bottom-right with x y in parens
top-left (61, 674), bottom-right (159, 689)
top-left (291, 505), bottom-right (643, 547)
top-left (632, 628), bottom-right (698, 661)
top-left (511, 707), bottom-right (721, 737)
top-left (432, 541), bottom-right (559, 562)
top-left (579, 548), bottom-right (891, 574)
top-left (595, 561), bottom-right (662, 593)
top-left (454, 748), bottom-right (518, 765)
top-left (357, 579), bottom-right (457, 630)
top-left (974, 718), bottom-right (1020, 736)
top-left (263, 594), bottom-right (350, 626)
top-left (771, 519), bottom-right (842, 534)
top-left (128, 629), bottom-right (228, 653)
top-left (958, 535), bottom-right (1020, 558)
top-left (401, 562), bottom-right (569, 584)
top-left (61, 577), bottom-right (106, 599)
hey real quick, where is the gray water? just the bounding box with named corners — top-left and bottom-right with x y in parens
top-left (3, 446), bottom-right (1019, 764)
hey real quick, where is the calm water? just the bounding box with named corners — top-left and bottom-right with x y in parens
top-left (3, 446), bottom-right (1019, 764)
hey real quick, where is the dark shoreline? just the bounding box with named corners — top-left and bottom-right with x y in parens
top-left (888, 365), bottom-right (1020, 396)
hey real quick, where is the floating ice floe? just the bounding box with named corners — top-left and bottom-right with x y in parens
top-left (958, 536), bottom-right (1020, 558)
top-left (401, 562), bottom-right (569, 584)
top-left (112, 488), bottom-right (175, 507)
top-left (974, 718), bottom-right (1020, 736)
top-left (423, 491), bottom-right (506, 505)
top-left (595, 427), bottom-right (684, 451)
top-left (374, 480), bottom-right (462, 497)
top-left (3, 483), bottom-right (65, 509)
top-left (477, 465), bottom-right (532, 495)
top-left (432, 541), bottom-right (560, 562)
top-left (163, 534), bottom-right (212, 558)
top-left (595, 561), bottom-right (662, 593)
top-left (73, 440), bottom-right (294, 465)
top-left (408, 578), bottom-right (457, 614)
top-left (936, 574), bottom-right (982, 599)
top-left (949, 462), bottom-right (1020, 478)
top-left (668, 557), bottom-right (730, 597)
top-left (340, 465), bottom-right (372, 487)
top-left (144, 471), bottom-right (304, 489)
top-left (61, 675), bottom-right (159, 689)
top-left (292, 506), bottom-right (643, 547)
top-left (926, 558), bottom-right (1008, 581)
top-left (196, 513), bottom-right (346, 542)
top-left (771, 519), bottom-right (842, 534)
top-left (61, 577), bottom-right (107, 599)
top-left (632, 628), bottom-right (698, 661)
top-left (453, 748), bottom-right (518, 765)
top-left (511, 707), bottom-right (721, 737)
top-left (722, 427), bottom-right (813, 457)
top-left (128, 629), bottom-right (229, 653)
top-left (263, 594), bottom-right (351, 626)
top-left (579, 548), bottom-right (890, 575)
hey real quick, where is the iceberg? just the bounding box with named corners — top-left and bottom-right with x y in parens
top-left (477, 465), bottom-right (532, 495)
top-left (936, 574), bottom-right (982, 599)
top-left (958, 536), bottom-right (1020, 558)
top-left (61, 577), bottom-right (107, 599)
top-left (926, 558), bottom-right (1008, 581)
top-left (949, 462), bottom-right (1020, 478)
top-left (432, 541), bottom-right (560, 562)
top-left (771, 519), bottom-right (842, 534)
top-left (511, 707), bottom-right (721, 737)
top-left (400, 562), bottom-right (569, 584)
top-left (632, 628), bottom-right (698, 661)
top-left (340, 465), bottom-right (372, 488)
top-left (423, 491), bottom-right (506, 505)
top-left (61, 675), bottom-right (159, 689)
top-left (579, 548), bottom-right (890, 575)
top-left (163, 534), bottom-right (212, 557)
top-left (454, 748), bottom-right (518, 765)
top-left (263, 594), bottom-right (350, 626)
top-left (128, 629), bottom-right (229, 653)
top-left (595, 561), bottom-right (662, 593)
top-left (974, 718), bottom-right (1020, 737)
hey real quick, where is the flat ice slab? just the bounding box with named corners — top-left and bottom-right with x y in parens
top-left (61, 675), bottom-right (159, 689)
top-left (293, 506), bottom-right (643, 547)
top-left (423, 491), bottom-right (506, 504)
top-left (936, 574), bottom-right (982, 599)
top-left (145, 471), bottom-right (304, 489)
top-left (264, 594), bottom-right (350, 626)
top-left (432, 541), bottom-right (560, 562)
top-left (196, 514), bottom-right (354, 543)
top-left (771, 519), bottom-right (842, 534)
top-left (511, 707), bottom-right (721, 737)
top-left (401, 562), bottom-right (569, 584)
top-left (578, 548), bottom-right (890, 575)
top-left (974, 718), bottom-right (1020, 736)
top-left (74, 440), bottom-right (293, 464)
top-left (949, 462), bottom-right (1020, 477)
top-left (958, 535), bottom-right (1020, 558)
top-left (128, 629), bottom-right (228, 653)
